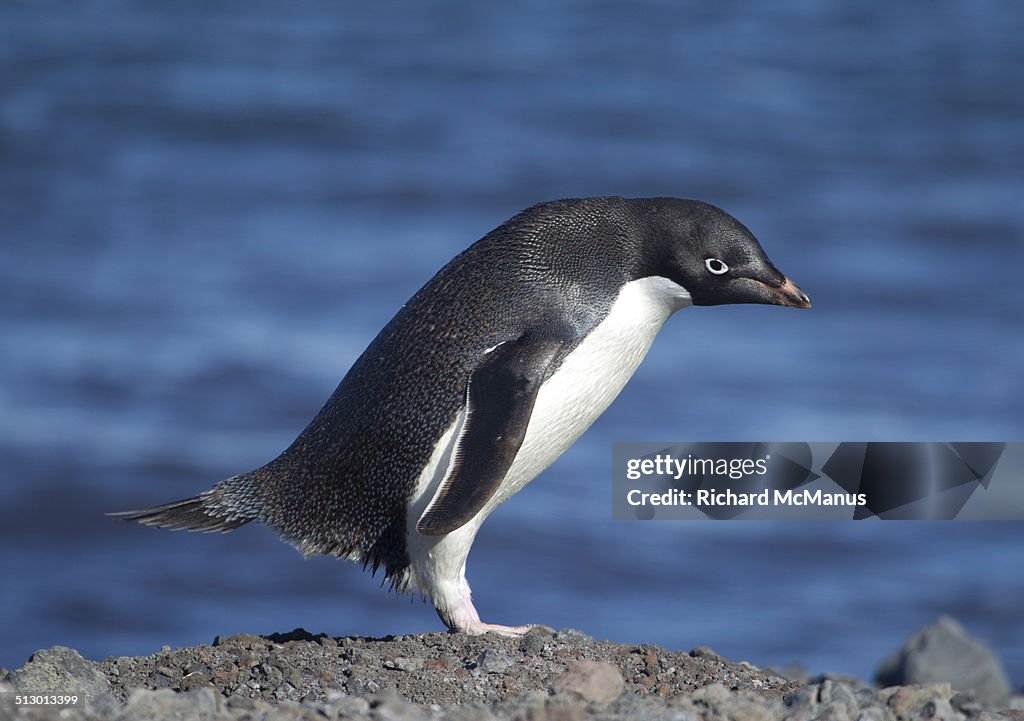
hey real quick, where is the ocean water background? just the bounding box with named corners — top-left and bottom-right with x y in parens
top-left (2, 1), bottom-right (1023, 685)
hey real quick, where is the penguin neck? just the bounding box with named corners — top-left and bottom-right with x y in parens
top-left (629, 275), bottom-right (694, 313)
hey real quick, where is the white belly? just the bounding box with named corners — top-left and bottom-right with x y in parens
top-left (486, 275), bottom-right (693, 505)
top-left (404, 276), bottom-right (692, 593)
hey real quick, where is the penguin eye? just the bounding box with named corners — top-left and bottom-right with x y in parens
top-left (705, 258), bottom-right (729, 275)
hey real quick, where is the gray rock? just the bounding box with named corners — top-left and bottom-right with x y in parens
top-left (118, 687), bottom-right (223, 721)
top-left (7, 646), bottom-right (111, 702)
top-left (692, 682), bottom-right (734, 706)
top-left (819, 679), bottom-right (861, 718)
top-left (783, 682), bottom-right (868, 721)
top-left (179, 670), bottom-right (213, 692)
top-left (325, 691), bottom-right (371, 716)
top-left (0, 681), bottom-right (16, 718)
top-left (878, 683), bottom-right (959, 721)
top-left (383, 656), bottom-right (423, 673)
top-left (442, 704), bottom-right (498, 721)
top-left (784, 684), bottom-right (821, 710)
top-left (226, 694), bottom-right (259, 710)
top-left (814, 703), bottom-right (853, 721)
top-left (551, 659), bottom-right (625, 707)
top-left (553, 628), bottom-right (594, 644)
top-left (476, 649), bottom-right (514, 674)
top-left (273, 699), bottom-right (324, 720)
top-left (689, 685), bottom-right (783, 721)
top-left (367, 689), bottom-right (430, 721)
top-left (876, 617), bottom-right (1011, 706)
top-left (856, 708), bottom-right (894, 721)
top-left (690, 647), bottom-right (729, 665)
top-left (89, 691), bottom-right (124, 719)
top-left (519, 630), bottom-right (549, 655)
top-left (812, 674), bottom-right (874, 694)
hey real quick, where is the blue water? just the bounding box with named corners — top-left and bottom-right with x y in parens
top-left (2, 1), bottom-right (1023, 687)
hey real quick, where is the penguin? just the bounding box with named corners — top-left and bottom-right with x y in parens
top-left (113, 196), bottom-right (811, 636)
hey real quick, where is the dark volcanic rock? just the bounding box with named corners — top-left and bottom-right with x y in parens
top-left (876, 616), bottom-right (1011, 706)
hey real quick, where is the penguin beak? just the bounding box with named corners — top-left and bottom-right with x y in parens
top-left (755, 276), bottom-right (812, 309)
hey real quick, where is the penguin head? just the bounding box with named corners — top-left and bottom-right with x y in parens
top-left (645, 199), bottom-right (811, 309)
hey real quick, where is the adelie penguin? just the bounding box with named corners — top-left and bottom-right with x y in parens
top-left (114, 196), bottom-right (811, 636)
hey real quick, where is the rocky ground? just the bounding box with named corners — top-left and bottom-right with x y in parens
top-left (1, 618), bottom-right (1020, 721)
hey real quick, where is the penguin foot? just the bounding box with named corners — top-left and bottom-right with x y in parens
top-left (456, 620), bottom-right (549, 637)
top-left (434, 581), bottom-right (549, 636)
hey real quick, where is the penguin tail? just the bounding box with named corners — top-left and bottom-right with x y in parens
top-left (109, 474), bottom-right (260, 533)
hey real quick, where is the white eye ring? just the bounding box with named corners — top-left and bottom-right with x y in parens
top-left (705, 258), bottom-right (729, 275)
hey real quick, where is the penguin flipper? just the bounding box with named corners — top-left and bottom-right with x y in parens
top-left (416, 334), bottom-right (565, 536)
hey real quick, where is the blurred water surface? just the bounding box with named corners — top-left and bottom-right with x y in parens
top-left (2, 1), bottom-right (1023, 684)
